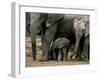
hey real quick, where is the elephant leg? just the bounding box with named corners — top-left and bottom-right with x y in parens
top-left (48, 41), bottom-right (54, 60)
top-left (82, 37), bottom-right (89, 60)
top-left (82, 46), bottom-right (88, 60)
top-left (41, 25), bottom-right (57, 61)
top-left (48, 50), bottom-right (53, 60)
top-left (30, 22), bottom-right (37, 61)
top-left (30, 31), bottom-right (36, 61)
top-left (53, 52), bottom-right (56, 60)
top-left (88, 45), bottom-right (90, 60)
top-left (70, 30), bottom-right (84, 60)
top-left (62, 47), bottom-right (67, 61)
top-left (58, 49), bottom-right (62, 61)
top-left (76, 35), bottom-right (85, 60)
top-left (54, 48), bottom-right (59, 60)
top-left (31, 42), bottom-right (36, 60)
top-left (75, 44), bottom-right (82, 60)
top-left (70, 38), bottom-right (80, 59)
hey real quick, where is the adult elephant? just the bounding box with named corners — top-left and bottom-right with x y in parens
top-left (70, 16), bottom-right (89, 60)
top-left (27, 13), bottom-right (62, 61)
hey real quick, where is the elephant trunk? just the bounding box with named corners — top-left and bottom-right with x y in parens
top-left (41, 25), bottom-right (57, 61)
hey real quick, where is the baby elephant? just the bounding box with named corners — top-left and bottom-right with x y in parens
top-left (53, 37), bottom-right (70, 61)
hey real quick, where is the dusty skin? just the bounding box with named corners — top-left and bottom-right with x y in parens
top-left (25, 37), bottom-right (89, 67)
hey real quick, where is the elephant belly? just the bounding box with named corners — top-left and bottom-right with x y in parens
top-left (55, 19), bottom-right (76, 44)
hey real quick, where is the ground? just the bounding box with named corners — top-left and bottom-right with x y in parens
top-left (25, 36), bottom-right (89, 67)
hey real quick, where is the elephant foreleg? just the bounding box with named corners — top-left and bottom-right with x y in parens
top-left (70, 38), bottom-right (80, 59)
top-left (30, 31), bottom-right (36, 61)
top-left (41, 25), bottom-right (57, 61)
top-left (30, 21), bottom-right (36, 61)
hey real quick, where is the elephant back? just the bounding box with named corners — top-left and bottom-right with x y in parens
top-left (54, 37), bottom-right (70, 48)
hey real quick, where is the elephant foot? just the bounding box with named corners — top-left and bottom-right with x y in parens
top-left (74, 54), bottom-right (83, 61)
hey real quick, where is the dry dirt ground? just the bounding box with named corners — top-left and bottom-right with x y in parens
top-left (25, 37), bottom-right (89, 67)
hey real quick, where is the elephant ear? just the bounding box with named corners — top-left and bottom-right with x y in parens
top-left (46, 14), bottom-right (64, 27)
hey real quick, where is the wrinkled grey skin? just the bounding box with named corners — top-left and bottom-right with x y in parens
top-left (53, 37), bottom-right (70, 61)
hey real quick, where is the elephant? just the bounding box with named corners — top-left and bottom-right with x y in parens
top-left (70, 16), bottom-right (89, 60)
top-left (52, 37), bottom-right (70, 61)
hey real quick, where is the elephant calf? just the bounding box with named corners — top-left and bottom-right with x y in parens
top-left (53, 37), bottom-right (70, 61)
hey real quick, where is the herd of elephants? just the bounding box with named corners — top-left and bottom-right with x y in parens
top-left (26, 12), bottom-right (90, 62)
